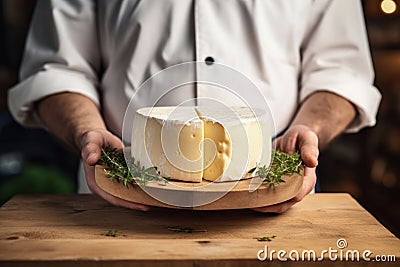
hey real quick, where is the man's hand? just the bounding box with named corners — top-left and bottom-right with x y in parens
top-left (253, 125), bottom-right (318, 213)
top-left (253, 92), bottom-right (356, 213)
top-left (79, 129), bottom-right (150, 211)
top-left (37, 93), bottom-right (149, 211)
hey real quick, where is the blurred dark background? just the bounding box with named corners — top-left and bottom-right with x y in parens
top-left (0, 0), bottom-right (399, 236)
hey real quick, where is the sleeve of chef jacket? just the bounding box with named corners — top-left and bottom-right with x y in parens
top-left (300, 0), bottom-right (381, 133)
top-left (7, 0), bottom-right (100, 127)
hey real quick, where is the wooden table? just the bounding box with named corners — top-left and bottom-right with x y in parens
top-left (0, 193), bottom-right (399, 266)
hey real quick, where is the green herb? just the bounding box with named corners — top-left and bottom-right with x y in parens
top-left (254, 235), bottom-right (276, 242)
top-left (99, 147), bottom-right (301, 188)
top-left (99, 147), bottom-right (168, 187)
top-left (167, 226), bottom-right (208, 233)
top-left (104, 230), bottom-right (119, 237)
top-left (256, 150), bottom-right (303, 188)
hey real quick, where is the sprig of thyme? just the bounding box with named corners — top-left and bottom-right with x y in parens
top-left (250, 150), bottom-right (303, 188)
top-left (254, 235), bottom-right (276, 242)
top-left (104, 229), bottom-right (119, 237)
top-left (99, 147), bottom-right (302, 188)
top-left (167, 226), bottom-right (208, 233)
top-left (99, 147), bottom-right (168, 187)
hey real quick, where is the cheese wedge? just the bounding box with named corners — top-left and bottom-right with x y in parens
top-left (196, 106), bottom-right (268, 181)
top-left (131, 106), bottom-right (271, 182)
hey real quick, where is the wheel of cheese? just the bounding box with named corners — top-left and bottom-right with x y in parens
top-left (131, 106), bottom-right (271, 183)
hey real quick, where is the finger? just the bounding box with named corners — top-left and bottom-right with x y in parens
top-left (292, 167), bottom-right (317, 201)
top-left (280, 131), bottom-right (298, 154)
top-left (88, 131), bottom-right (123, 165)
top-left (81, 130), bottom-right (123, 166)
top-left (80, 131), bottom-right (103, 164)
top-left (82, 142), bottom-right (102, 165)
top-left (101, 131), bottom-right (123, 150)
top-left (298, 133), bottom-right (319, 167)
top-left (273, 137), bottom-right (281, 151)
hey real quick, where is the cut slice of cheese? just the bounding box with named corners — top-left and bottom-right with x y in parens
top-left (202, 115), bottom-right (232, 181)
top-left (196, 106), bottom-right (268, 182)
top-left (132, 106), bottom-right (270, 183)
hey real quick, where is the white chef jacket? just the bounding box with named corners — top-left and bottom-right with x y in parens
top-left (8, 0), bottom-right (381, 192)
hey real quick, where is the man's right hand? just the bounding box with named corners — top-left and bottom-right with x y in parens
top-left (36, 93), bottom-right (149, 211)
top-left (79, 128), bottom-right (150, 211)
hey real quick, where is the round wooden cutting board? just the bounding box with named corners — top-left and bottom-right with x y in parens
top-left (94, 165), bottom-right (304, 210)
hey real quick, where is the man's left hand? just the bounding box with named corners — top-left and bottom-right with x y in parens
top-left (253, 125), bottom-right (318, 213)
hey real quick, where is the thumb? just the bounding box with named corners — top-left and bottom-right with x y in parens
top-left (298, 131), bottom-right (319, 168)
top-left (80, 130), bottom-right (123, 166)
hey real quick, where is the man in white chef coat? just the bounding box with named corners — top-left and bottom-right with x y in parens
top-left (8, 0), bottom-right (381, 212)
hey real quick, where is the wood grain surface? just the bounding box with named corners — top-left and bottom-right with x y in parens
top-left (94, 165), bottom-right (304, 210)
top-left (0, 194), bottom-right (399, 266)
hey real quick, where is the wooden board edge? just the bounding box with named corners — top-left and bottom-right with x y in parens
top-left (94, 165), bottom-right (304, 210)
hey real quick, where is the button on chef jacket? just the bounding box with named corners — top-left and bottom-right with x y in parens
top-left (8, 0), bottom-right (381, 137)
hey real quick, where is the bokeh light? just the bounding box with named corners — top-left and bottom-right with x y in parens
top-left (381, 0), bottom-right (397, 14)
